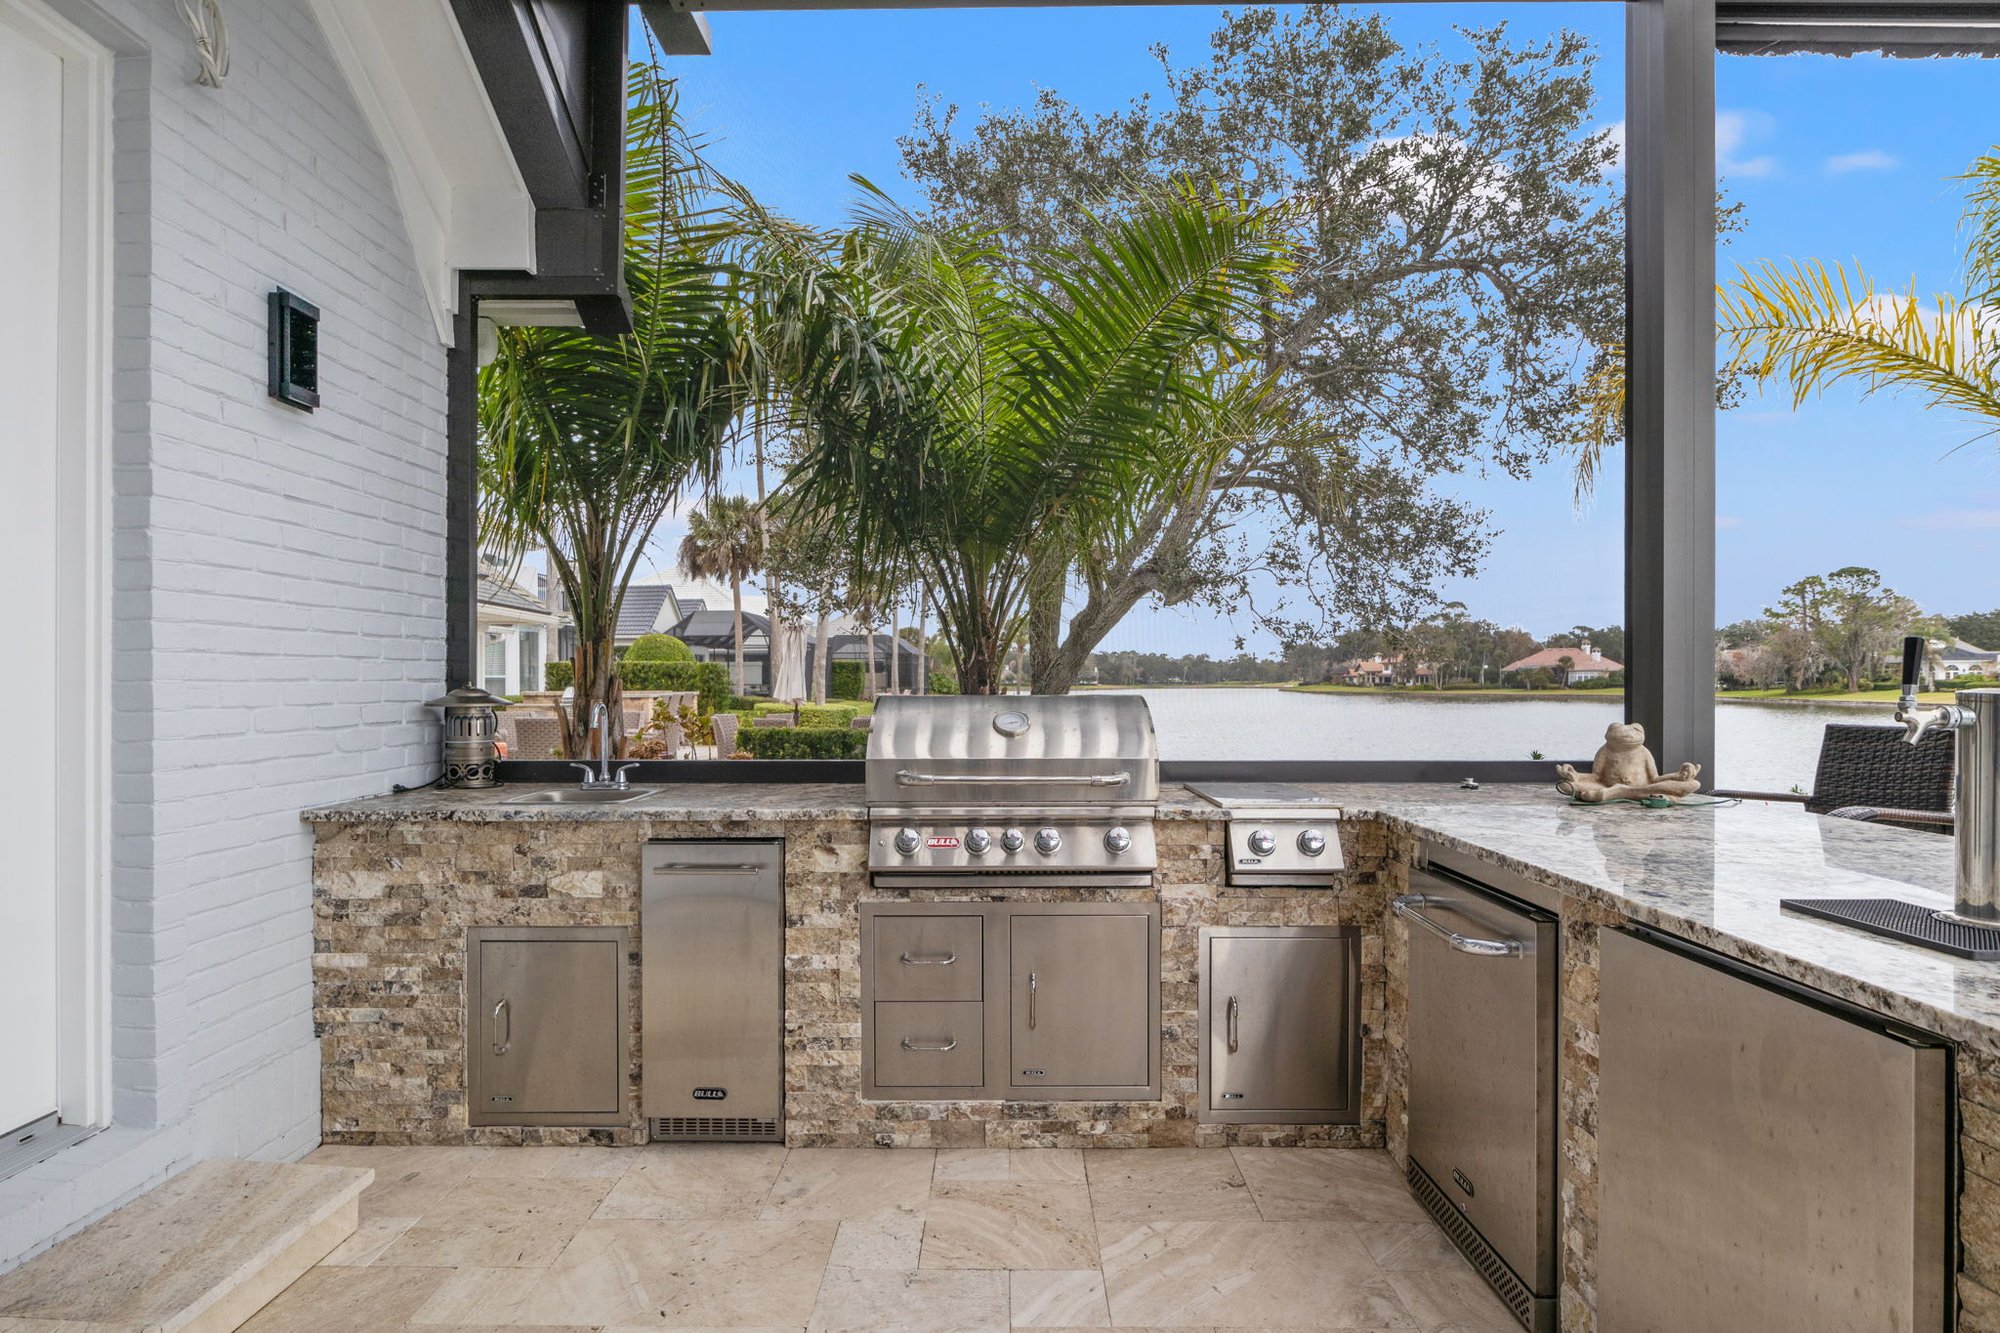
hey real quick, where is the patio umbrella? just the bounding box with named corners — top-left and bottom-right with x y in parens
top-left (769, 615), bottom-right (807, 699)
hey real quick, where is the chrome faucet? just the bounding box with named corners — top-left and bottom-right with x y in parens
top-left (1891, 634), bottom-right (1998, 925)
top-left (569, 702), bottom-right (639, 789)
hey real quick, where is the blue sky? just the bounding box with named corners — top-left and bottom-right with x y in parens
top-left (634, 5), bottom-right (2000, 654)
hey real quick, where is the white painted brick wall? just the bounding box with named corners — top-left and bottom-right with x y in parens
top-left (3, 0), bottom-right (447, 1267)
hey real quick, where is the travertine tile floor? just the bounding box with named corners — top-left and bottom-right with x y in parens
top-left (258, 1145), bottom-right (1515, 1331)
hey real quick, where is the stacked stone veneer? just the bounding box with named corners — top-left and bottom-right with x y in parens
top-left (310, 811), bottom-right (1398, 1149)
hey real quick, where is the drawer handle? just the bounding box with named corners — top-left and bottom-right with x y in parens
top-left (492, 997), bottom-right (511, 1055)
top-left (1392, 894), bottom-right (1524, 958)
top-left (654, 862), bottom-right (764, 874)
top-left (1226, 994), bottom-right (1240, 1053)
top-left (901, 1037), bottom-right (959, 1052)
top-left (1028, 970), bottom-right (1038, 1029)
top-left (899, 951), bottom-right (957, 966)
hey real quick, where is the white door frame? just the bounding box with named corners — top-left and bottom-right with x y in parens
top-left (0, 0), bottom-right (113, 1131)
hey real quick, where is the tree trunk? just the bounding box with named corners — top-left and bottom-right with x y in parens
top-left (957, 635), bottom-right (1005, 694)
top-left (566, 632), bottom-right (625, 763)
top-left (864, 625), bottom-right (878, 700)
top-left (811, 611), bottom-right (830, 704)
top-left (731, 574), bottom-right (746, 697)
top-left (916, 583), bottom-right (928, 695)
top-left (1025, 545), bottom-right (1065, 694)
top-left (889, 603), bottom-right (902, 695)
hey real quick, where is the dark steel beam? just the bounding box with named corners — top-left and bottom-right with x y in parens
top-left (446, 288), bottom-right (481, 693)
top-left (1625, 0), bottom-right (1718, 784)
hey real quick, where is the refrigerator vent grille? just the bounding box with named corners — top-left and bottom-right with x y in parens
top-left (1406, 1156), bottom-right (1536, 1331)
top-left (1780, 897), bottom-right (2000, 960)
top-left (651, 1116), bottom-right (780, 1142)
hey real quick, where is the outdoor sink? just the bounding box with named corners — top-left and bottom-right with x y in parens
top-left (499, 786), bottom-right (654, 805)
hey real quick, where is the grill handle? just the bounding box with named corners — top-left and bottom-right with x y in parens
top-left (894, 769), bottom-right (1130, 787)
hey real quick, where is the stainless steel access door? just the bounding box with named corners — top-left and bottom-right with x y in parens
top-left (1401, 868), bottom-right (1559, 1311)
top-left (1010, 911), bottom-right (1152, 1090)
top-left (642, 840), bottom-right (784, 1137)
top-left (468, 927), bottom-right (628, 1127)
top-left (1598, 927), bottom-right (1950, 1333)
top-left (1198, 927), bottom-right (1360, 1124)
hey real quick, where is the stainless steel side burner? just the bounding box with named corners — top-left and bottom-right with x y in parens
top-left (1187, 781), bottom-right (1344, 886)
top-left (865, 695), bottom-right (1159, 888)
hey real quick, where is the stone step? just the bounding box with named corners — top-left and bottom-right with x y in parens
top-left (0, 1158), bottom-right (371, 1332)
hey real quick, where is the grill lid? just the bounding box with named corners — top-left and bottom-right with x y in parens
top-left (866, 695), bottom-right (1159, 808)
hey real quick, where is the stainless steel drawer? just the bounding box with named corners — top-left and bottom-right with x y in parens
top-left (873, 1001), bottom-right (984, 1086)
top-left (873, 915), bottom-right (983, 1002)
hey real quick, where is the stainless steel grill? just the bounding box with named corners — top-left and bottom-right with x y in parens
top-left (866, 696), bottom-right (1159, 887)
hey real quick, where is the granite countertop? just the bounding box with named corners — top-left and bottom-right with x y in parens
top-left (303, 777), bottom-right (1998, 1049)
top-left (301, 781), bottom-right (871, 823)
top-left (1333, 783), bottom-right (1996, 1053)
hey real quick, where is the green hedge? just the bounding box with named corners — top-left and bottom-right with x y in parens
top-left (829, 660), bottom-right (865, 700)
top-left (927, 671), bottom-right (958, 695)
top-left (625, 633), bottom-right (693, 663)
top-left (543, 661), bottom-right (574, 691)
top-left (749, 702), bottom-right (864, 729)
top-left (619, 660), bottom-right (729, 711)
top-left (739, 726), bottom-right (869, 759)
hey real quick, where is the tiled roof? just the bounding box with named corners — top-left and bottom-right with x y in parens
top-left (615, 585), bottom-right (677, 641)
top-left (1503, 646), bottom-right (1623, 673)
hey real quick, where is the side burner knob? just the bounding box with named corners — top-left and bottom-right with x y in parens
top-left (1297, 829), bottom-right (1328, 857)
top-left (1247, 829), bottom-right (1278, 857)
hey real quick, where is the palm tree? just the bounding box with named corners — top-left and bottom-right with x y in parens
top-left (775, 183), bottom-right (1300, 694)
top-left (676, 493), bottom-right (759, 696)
top-left (479, 66), bottom-right (753, 760)
top-left (1574, 150), bottom-right (2000, 503)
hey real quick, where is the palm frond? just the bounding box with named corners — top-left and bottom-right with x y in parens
top-left (1718, 259), bottom-right (2000, 424)
top-left (1961, 148), bottom-right (2000, 308)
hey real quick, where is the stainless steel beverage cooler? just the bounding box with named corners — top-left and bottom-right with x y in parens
top-left (642, 839), bottom-right (784, 1141)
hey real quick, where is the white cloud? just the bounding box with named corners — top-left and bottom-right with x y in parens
top-left (1826, 149), bottom-right (1897, 175)
top-left (1716, 110), bottom-right (1776, 179)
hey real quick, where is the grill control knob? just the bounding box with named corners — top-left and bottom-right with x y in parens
top-left (1000, 827), bottom-right (1026, 854)
top-left (1247, 828), bottom-right (1278, 857)
top-left (1104, 826), bottom-right (1133, 855)
top-left (894, 827), bottom-right (922, 856)
top-left (965, 828), bottom-right (992, 855)
top-left (1034, 827), bottom-right (1063, 856)
top-left (1297, 828), bottom-right (1328, 857)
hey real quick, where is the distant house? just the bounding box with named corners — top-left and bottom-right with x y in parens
top-left (1938, 638), bottom-right (2000, 681)
top-left (613, 583), bottom-right (685, 652)
top-left (477, 565), bottom-right (568, 696)
top-left (664, 607), bottom-right (929, 698)
top-left (1335, 655), bottom-right (1436, 686)
top-left (1503, 642), bottom-right (1623, 683)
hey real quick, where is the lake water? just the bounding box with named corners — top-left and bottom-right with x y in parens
top-left (1104, 688), bottom-right (1873, 794)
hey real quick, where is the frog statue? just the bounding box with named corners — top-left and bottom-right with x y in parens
top-left (1555, 721), bottom-right (1703, 804)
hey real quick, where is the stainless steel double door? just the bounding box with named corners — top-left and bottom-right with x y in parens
top-left (1402, 868), bottom-right (1558, 1307)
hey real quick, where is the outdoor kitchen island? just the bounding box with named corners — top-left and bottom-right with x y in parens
top-left (305, 780), bottom-right (2000, 1331)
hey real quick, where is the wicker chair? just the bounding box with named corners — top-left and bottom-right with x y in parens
top-left (711, 712), bottom-right (740, 757)
top-left (511, 714), bottom-right (564, 761)
top-left (1806, 723), bottom-right (1956, 834)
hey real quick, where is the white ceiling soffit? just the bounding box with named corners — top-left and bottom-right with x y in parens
top-left (477, 300), bottom-right (587, 366)
top-left (309, 0), bottom-right (538, 346)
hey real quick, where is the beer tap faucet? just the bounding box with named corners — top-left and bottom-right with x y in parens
top-left (1895, 635), bottom-right (1972, 745)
